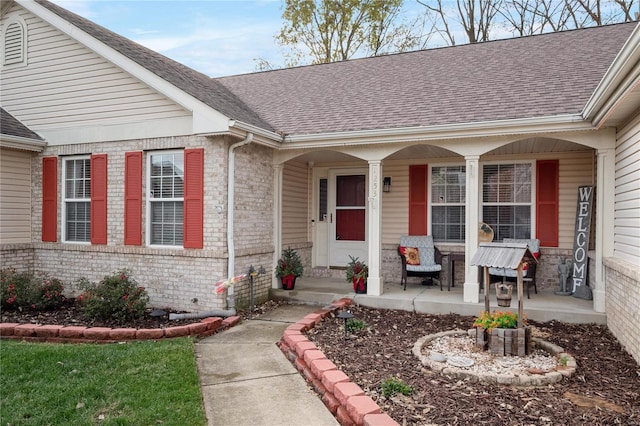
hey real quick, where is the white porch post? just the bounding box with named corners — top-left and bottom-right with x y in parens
top-left (367, 160), bottom-right (383, 296)
top-left (593, 148), bottom-right (615, 312)
top-left (464, 155), bottom-right (480, 303)
top-left (272, 164), bottom-right (284, 289)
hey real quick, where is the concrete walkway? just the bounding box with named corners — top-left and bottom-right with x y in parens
top-left (195, 304), bottom-right (340, 426)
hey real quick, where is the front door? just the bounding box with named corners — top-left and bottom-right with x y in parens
top-left (328, 169), bottom-right (368, 266)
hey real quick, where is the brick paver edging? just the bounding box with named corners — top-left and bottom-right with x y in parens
top-left (277, 298), bottom-right (399, 426)
top-left (0, 316), bottom-right (241, 343)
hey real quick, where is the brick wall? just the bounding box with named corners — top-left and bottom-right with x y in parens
top-left (604, 257), bottom-right (640, 364)
top-left (0, 135), bottom-right (277, 313)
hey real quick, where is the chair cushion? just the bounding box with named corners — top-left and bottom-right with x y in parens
top-left (400, 235), bottom-right (437, 266)
top-left (407, 263), bottom-right (442, 273)
top-left (489, 267), bottom-right (531, 278)
top-left (399, 246), bottom-right (420, 265)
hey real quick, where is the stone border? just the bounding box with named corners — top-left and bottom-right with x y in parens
top-left (413, 330), bottom-right (577, 386)
top-left (0, 316), bottom-right (241, 343)
top-left (277, 298), bottom-right (399, 426)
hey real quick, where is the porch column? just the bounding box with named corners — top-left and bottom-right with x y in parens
top-left (367, 160), bottom-right (383, 296)
top-left (593, 148), bottom-right (615, 312)
top-left (464, 155), bottom-right (480, 303)
top-left (272, 164), bottom-right (284, 289)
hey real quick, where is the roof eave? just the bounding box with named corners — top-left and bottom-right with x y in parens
top-left (281, 114), bottom-right (592, 149)
top-left (1, 134), bottom-right (47, 152)
top-left (582, 22), bottom-right (640, 128)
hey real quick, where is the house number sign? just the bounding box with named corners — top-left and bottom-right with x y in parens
top-left (571, 185), bottom-right (593, 300)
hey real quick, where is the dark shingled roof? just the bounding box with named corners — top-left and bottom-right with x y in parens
top-left (1, 107), bottom-right (43, 140)
top-left (217, 22), bottom-right (637, 136)
top-left (34, 0), bottom-right (273, 132)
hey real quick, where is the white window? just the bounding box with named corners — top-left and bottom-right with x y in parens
top-left (63, 157), bottom-right (91, 242)
top-left (482, 163), bottom-right (532, 241)
top-left (147, 151), bottom-right (184, 246)
top-left (431, 165), bottom-right (466, 241)
top-left (2, 17), bottom-right (27, 67)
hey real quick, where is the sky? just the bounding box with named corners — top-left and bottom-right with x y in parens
top-left (50, 0), bottom-right (291, 77)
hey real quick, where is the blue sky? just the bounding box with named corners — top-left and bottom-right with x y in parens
top-left (50, 0), bottom-right (432, 77)
top-left (50, 1), bottom-right (291, 77)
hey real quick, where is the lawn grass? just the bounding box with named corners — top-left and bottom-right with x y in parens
top-left (0, 338), bottom-right (206, 425)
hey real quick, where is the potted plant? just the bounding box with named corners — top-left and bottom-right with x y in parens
top-left (346, 255), bottom-right (368, 294)
top-left (473, 310), bottom-right (530, 356)
top-left (275, 247), bottom-right (303, 290)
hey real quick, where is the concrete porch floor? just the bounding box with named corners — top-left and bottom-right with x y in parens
top-left (270, 277), bottom-right (606, 324)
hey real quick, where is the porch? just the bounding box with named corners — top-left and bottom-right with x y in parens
top-left (270, 277), bottom-right (605, 325)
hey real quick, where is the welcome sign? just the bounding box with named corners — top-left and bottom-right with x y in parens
top-left (572, 185), bottom-right (594, 300)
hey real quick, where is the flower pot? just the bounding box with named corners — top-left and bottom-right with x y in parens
top-left (488, 327), bottom-right (531, 356)
top-left (281, 274), bottom-right (296, 290)
top-left (352, 277), bottom-right (367, 294)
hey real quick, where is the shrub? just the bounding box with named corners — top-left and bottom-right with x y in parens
top-left (345, 318), bottom-right (366, 333)
top-left (78, 269), bottom-right (149, 324)
top-left (0, 268), bottom-right (66, 310)
top-left (381, 377), bottom-right (414, 398)
top-left (473, 310), bottom-right (523, 330)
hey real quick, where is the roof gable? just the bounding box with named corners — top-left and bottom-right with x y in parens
top-left (31, 0), bottom-right (273, 132)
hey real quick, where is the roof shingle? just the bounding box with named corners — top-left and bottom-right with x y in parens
top-left (217, 23), bottom-right (637, 136)
top-left (1, 108), bottom-right (43, 140)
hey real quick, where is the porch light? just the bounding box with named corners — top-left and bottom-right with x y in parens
top-left (383, 177), bottom-right (392, 192)
top-left (336, 310), bottom-right (354, 341)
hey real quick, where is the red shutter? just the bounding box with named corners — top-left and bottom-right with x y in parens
top-left (409, 164), bottom-right (428, 235)
top-left (42, 157), bottom-right (58, 242)
top-left (124, 152), bottom-right (143, 246)
top-left (90, 154), bottom-right (108, 244)
top-left (536, 160), bottom-right (559, 247)
top-left (184, 148), bottom-right (204, 249)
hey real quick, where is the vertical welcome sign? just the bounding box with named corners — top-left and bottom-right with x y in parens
top-left (572, 185), bottom-right (594, 300)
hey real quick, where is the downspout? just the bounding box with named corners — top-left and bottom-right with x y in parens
top-left (170, 132), bottom-right (254, 321)
top-left (226, 133), bottom-right (254, 309)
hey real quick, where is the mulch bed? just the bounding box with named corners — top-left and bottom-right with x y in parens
top-left (307, 305), bottom-right (640, 426)
top-left (3, 300), bottom-right (639, 425)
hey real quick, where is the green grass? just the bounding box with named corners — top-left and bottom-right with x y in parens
top-left (0, 338), bottom-right (206, 425)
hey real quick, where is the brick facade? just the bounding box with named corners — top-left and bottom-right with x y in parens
top-left (604, 258), bottom-right (640, 364)
top-left (0, 135), bottom-right (275, 313)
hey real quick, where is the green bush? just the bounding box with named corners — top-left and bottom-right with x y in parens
top-left (381, 377), bottom-right (414, 398)
top-left (345, 318), bottom-right (366, 333)
top-left (78, 269), bottom-right (149, 324)
top-left (0, 268), bottom-right (65, 311)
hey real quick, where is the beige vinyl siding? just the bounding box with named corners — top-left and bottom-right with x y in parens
top-left (557, 151), bottom-right (596, 249)
top-left (282, 161), bottom-right (309, 245)
top-left (380, 152), bottom-right (595, 249)
top-left (381, 162), bottom-right (409, 244)
top-left (0, 148), bottom-right (32, 243)
top-left (614, 115), bottom-right (640, 265)
top-left (0, 6), bottom-right (190, 130)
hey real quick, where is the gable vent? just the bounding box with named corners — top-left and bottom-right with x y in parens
top-left (4, 21), bottom-right (25, 65)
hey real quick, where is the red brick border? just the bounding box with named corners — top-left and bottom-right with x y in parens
top-left (277, 298), bottom-right (399, 426)
top-left (0, 315), bottom-right (241, 344)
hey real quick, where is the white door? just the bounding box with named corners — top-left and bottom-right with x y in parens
top-left (328, 169), bottom-right (368, 266)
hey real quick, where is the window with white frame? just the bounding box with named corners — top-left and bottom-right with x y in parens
top-left (63, 157), bottom-right (91, 242)
top-left (431, 165), bottom-right (466, 241)
top-left (148, 151), bottom-right (184, 246)
top-left (482, 163), bottom-right (532, 241)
